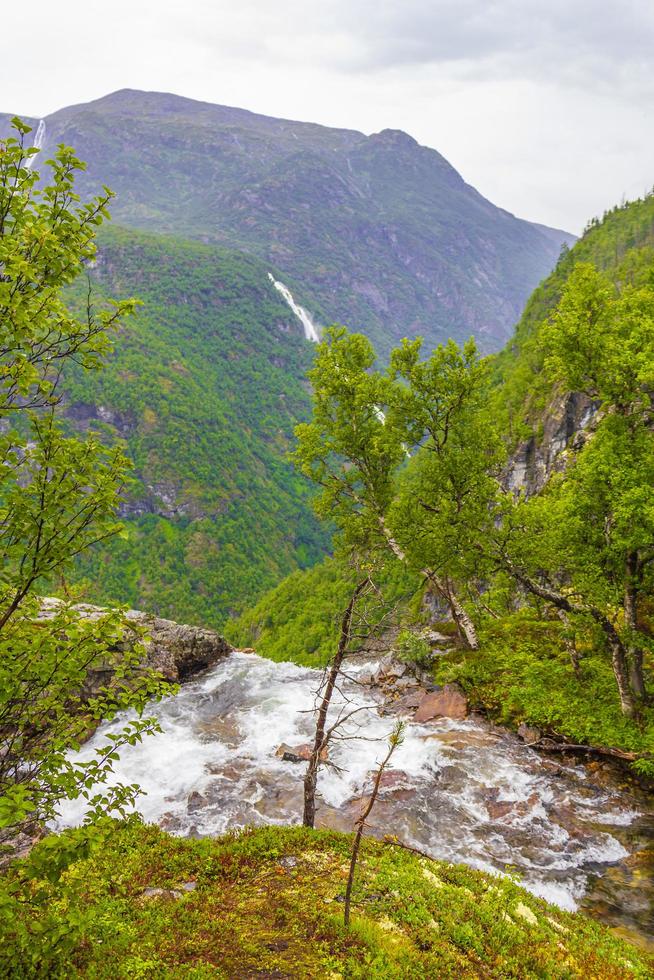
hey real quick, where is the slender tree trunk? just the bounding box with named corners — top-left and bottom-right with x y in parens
top-left (303, 577), bottom-right (371, 828)
top-left (556, 608), bottom-right (581, 678)
top-left (422, 571), bottom-right (479, 649)
top-left (624, 552), bottom-right (647, 701)
top-left (602, 620), bottom-right (638, 719)
top-left (441, 578), bottom-right (480, 650)
top-left (377, 516), bottom-right (479, 650)
top-left (344, 723), bottom-right (403, 927)
top-left (630, 647), bottom-right (646, 702)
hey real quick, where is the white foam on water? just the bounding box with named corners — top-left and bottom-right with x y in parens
top-left (589, 809), bottom-right (641, 826)
top-left (56, 651), bottom-right (639, 912)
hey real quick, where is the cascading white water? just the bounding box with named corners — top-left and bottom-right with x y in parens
top-left (25, 119), bottom-right (46, 171)
top-left (268, 273), bottom-right (320, 342)
top-left (56, 651), bottom-right (644, 915)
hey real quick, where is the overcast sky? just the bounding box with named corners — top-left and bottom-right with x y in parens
top-left (4, 0), bottom-right (653, 232)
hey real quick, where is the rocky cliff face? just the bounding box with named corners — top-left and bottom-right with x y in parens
top-left (40, 599), bottom-right (232, 697)
top-left (505, 391), bottom-right (599, 496)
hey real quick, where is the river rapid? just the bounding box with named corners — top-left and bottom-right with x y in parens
top-left (58, 652), bottom-right (654, 944)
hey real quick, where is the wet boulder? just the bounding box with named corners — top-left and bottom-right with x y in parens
top-left (275, 742), bottom-right (328, 764)
top-left (484, 787), bottom-right (541, 821)
top-left (371, 769), bottom-right (412, 793)
top-left (187, 791), bottom-right (208, 813)
top-left (517, 723), bottom-right (542, 745)
top-left (383, 688), bottom-right (426, 716)
top-left (414, 685), bottom-right (468, 722)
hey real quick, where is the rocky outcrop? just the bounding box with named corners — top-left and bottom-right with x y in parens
top-left (123, 609), bottom-right (232, 682)
top-left (39, 599), bottom-right (232, 694)
top-left (356, 649), bottom-right (469, 722)
top-left (505, 391), bottom-right (599, 496)
top-left (414, 686), bottom-right (469, 722)
top-left (65, 400), bottom-right (136, 437)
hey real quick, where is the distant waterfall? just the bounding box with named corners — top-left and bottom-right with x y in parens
top-left (268, 273), bottom-right (320, 343)
top-left (25, 119), bottom-right (46, 170)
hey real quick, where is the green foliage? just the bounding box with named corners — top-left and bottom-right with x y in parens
top-left (395, 629), bottom-right (433, 670)
top-left (0, 119), bottom-right (165, 867)
top-left (59, 225), bottom-right (329, 627)
top-left (387, 337), bottom-right (505, 586)
top-left (492, 192), bottom-right (654, 440)
top-left (2, 820), bottom-right (650, 978)
top-left (227, 557), bottom-right (419, 666)
top-left (293, 327), bottom-right (407, 556)
top-left (436, 612), bottom-right (654, 762)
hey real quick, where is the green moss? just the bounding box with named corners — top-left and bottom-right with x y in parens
top-left (4, 822), bottom-right (652, 978)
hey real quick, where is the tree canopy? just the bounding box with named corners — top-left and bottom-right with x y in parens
top-left (0, 120), bottom-right (166, 879)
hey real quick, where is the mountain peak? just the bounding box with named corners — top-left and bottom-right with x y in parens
top-left (371, 128), bottom-right (419, 148)
top-left (1, 89), bottom-right (574, 355)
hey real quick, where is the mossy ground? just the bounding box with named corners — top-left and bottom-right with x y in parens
top-left (433, 612), bottom-right (654, 778)
top-left (4, 821), bottom-right (653, 978)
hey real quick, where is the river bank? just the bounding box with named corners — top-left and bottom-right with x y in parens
top-left (57, 649), bottom-right (654, 948)
top-left (8, 822), bottom-right (653, 978)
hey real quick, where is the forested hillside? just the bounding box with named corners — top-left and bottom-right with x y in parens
top-left (62, 226), bottom-right (328, 626)
top-left (0, 89), bottom-right (573, 356)
top-left (494, 193), bottom-right (654, 440)
top-left (230, 191), bottom-right (654, 770)
top-left (234, 192), bottom-right (654, 648)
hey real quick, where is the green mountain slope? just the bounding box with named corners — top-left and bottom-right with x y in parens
top-left (2, 90), bottom-right (573, 356)
top-left (63, 225), bottom-right (328, 627)
top-left (493, 193), bottom-right (654, 437)
top-left (231, 191), bottom-right (654, 659)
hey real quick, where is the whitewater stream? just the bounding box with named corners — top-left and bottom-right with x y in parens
top-left (58, 652), bottom-right (654, 943)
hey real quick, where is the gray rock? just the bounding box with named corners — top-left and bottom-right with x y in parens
top-left (504, 392), bottom-right (600, 497)
top-left (142, 887), bottom-right (183, 900)
top-left (128, 610), bottom-right (232, 682)
top-left (517, 723), bottom-right (542, 745)
top-left (391, 676), bottom-right (415, 691)
top-left (187, 791), bottom-right (208, 812)
top-left (39, 598), bottom-right (232, 691)
top-left (384, 689), bottom-right (425, 716)
top-left (423, 630), bottom-right (455, 646)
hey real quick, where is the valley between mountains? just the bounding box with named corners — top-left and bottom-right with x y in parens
top-left (1, 92), bottom-right (654, 977)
